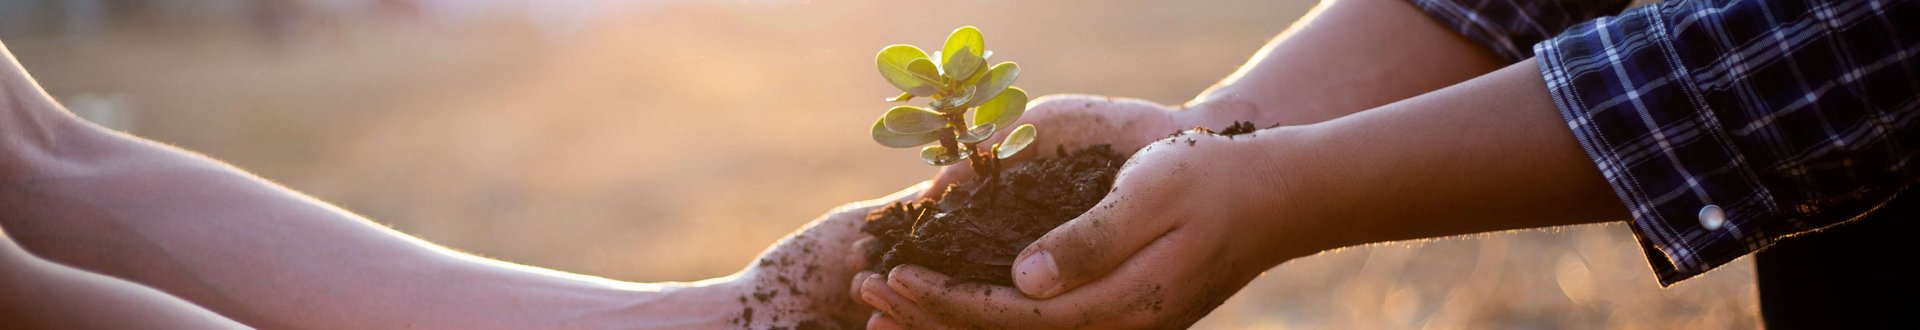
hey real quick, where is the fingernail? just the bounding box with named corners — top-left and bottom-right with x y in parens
top-left (886, 266), bottom-right (927, 303)
top-left (1013, 250), bottom-right (1060, 297)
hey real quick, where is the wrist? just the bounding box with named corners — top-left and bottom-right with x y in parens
top-left (1182, 81), bottom-right (1351, 129)
top-left (1217, 125), bottom-right (1345, 267)
top-left (602, 280), bottom-right (744, 329)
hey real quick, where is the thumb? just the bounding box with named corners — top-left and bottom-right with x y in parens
top-left (1010, 182), bottom-right (1175, 299)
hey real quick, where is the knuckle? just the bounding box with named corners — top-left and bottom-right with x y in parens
top-left (1054, 218), bottom-right (1119, 278)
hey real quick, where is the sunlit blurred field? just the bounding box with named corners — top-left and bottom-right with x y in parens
top-left (2, 0), bottom-right (1756, 328)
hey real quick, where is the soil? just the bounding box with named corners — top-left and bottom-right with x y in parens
top-left (861, 144), bottom-right (1125, 286)
top-left (1183, 120), bottom-right (1260, 137)
top-left (1218, 121), bottom-right (1259, 136)
top-left (862, 122), bottom-right (1259, 286)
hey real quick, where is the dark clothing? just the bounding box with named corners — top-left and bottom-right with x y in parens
top-left (1413, 0), bottom-right (1920, 284)
top-left (1755, 191), bottom-right (1918, 329)
top-left (1410, 0), bottom-right (1920, 326)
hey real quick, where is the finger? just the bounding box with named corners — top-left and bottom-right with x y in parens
top-left (848, 271), bottom-right (878, 308)
top-left (847, 237), bottom-right (877, 272)
top-left (858, 274), bottom-right (899, 316)
top-left (866, 313), bottom-right (902, 330)
top-left (873, 293), bottom-right (954, 330)
top-left (860, 274), bottom-right (945, 329)
top-left (1012, 182), bottom-right (1178, 299)
top-left (885, 265), bottom-right (1048, 328)
top-left (891, 240), bottom-right (1195, 329)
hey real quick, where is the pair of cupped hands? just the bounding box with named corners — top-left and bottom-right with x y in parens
top-left (753, 94), bottom-right (1326, 329)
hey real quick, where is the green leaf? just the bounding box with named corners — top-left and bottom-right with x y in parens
top-left (885, 91), bottom-right (914, 102)
top-left (972, 86), bottom-right (1027, 130)
top-left (943, 46), bottom-right (985, 81)
top-left (882, 105), bottom-right (947, 134)
top-left (871, 115), bottom-right (939, 148)
top-left (966, 62), bottom-right (1019, 107)
top-left (996, 124), bottom-right (1036, 159)
top-left (958, 123), bottom-right (996, 144)
top-left (942, 26), bottom-right (985, 65)
top-left (876, 45), bottom-right (940, 97)
top-left (921, 145), bottom-right (962, 166)
top-left (932, 84), bottom-right (976, 110)
top-left (906, 58), bottom-right (942, 86)
top-left (964, 56), bottom-right (992, 84)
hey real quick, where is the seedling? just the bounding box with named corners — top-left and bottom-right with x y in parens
top-left (871, 26), bottom-right (1035, 178)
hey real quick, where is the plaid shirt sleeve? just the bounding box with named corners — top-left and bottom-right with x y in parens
top-left (1535, 0), bottom-right (1920, 286)
top-left (1408, 0), bottom-right (1632, 61)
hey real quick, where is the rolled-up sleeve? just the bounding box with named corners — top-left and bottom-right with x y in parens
top-left (1536, 0), bottom-right (1920, 285)
top-left (1409, 0), bottom-right (1632, 62)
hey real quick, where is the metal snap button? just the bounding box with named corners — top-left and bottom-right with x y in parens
top-left (1699, 205), bottom-right (1726, 230)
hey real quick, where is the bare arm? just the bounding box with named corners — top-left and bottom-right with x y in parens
top-left (3, 133), bottom-right (693, 329)
top-left (1180, 0), bottom-right (1506, 127)
top-left (1248, 58), bottom-right (1626, 256)
top-left (0, 40), bottom-right (890, 329)
top-left (924, 0), bottom-right (1507, 196)
top-left (1, 231), bottom-right (249, 329)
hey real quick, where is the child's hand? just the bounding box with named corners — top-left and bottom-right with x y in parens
top-left (725, 183), bottom-right (926, 329)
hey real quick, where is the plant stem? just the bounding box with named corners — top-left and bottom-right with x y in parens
top-left (947, 113), bottom-right (995, 178)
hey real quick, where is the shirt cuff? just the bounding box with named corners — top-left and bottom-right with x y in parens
top-left (1532, 3), bottom-right (1778, 286)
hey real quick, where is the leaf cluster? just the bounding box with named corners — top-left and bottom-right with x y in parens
top-left (871, 26), bottom-right (1036, 170)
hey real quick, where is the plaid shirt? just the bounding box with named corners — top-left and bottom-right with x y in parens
top-left (1412, 0), bottom-right (1920, 285)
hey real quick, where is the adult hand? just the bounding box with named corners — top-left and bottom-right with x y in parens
top-left (720, 182), bottom-right (927, 329)
top-left (854, 93), bottom-right (1199, 327)
top-left (859, 129), bottom-right (1324, 329)
top-left (922, 94), bottom-right (1192, 199)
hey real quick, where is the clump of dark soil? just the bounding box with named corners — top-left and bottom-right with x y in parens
top-left (1181, 120), bottom-right (1260, 138)
top-left (1218, 121), bottom-right (1258, 136)
top-left (860, 121), bottom-right (1257, 287)
top-left (862, 145), bottom-right (1126, 286)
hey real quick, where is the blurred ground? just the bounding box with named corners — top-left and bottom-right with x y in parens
top-left (1, 0), bottom-right (1756, 328)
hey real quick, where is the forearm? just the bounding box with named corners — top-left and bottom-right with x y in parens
top-left (1181, 0), bottom-right (1505, 127)
top-left (0, 78), bottom-right (757, 329)
top-left (3, 39), bottom-right (881, 328)
top-left (2, 233), bottom-right (249, 329)
top-left (1252, 59), bottom-right (1626, 256)
top-left (0, 128), bottom-right (749, 328)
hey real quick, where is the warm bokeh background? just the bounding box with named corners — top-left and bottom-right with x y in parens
top-left (1, 0), bottom-right (1756, 328)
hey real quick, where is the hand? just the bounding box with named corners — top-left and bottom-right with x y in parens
top-left (720, 182), bottom-right (927, 329)
top-left (923, 94), bottom-right (1192, 199)
top-left (858, 130), bottom-right (1320, 329)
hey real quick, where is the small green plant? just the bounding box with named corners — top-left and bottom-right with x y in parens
top-left (871, 26), bottom-right (1035, 178)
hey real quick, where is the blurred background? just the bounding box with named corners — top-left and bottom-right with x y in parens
top-left (0, 0), bottom-right (1755, 328)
